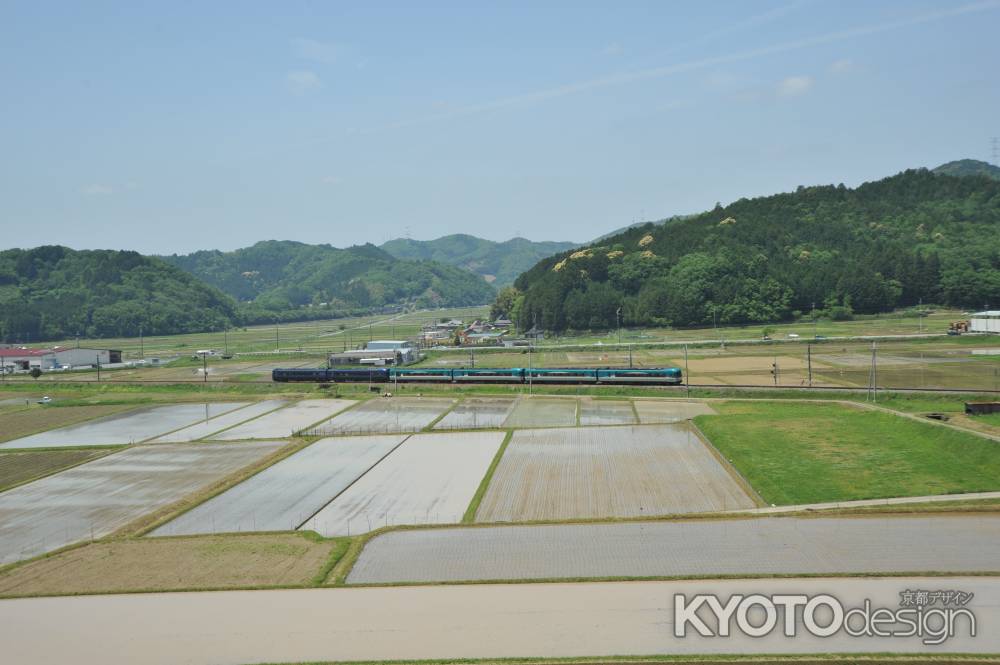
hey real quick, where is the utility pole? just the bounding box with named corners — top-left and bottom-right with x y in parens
top-left (470, 349), bottom-right (475, 368)
top-left (628, 344), bottom-right (633, 368)
top-left (139, 325), bottom-right (143, 360)
top-left (918, 298), bottom-right (923, 334)
top-left (203, 353), bottom-right (208, 383)
top-left (96, 355), bottom-right (100, 382)
top-left (224, 327), bottom-right (229, 356)
top-left (772, 357), bottom-right (779, 386)
top-left (527, 345), bottom-right (533, 396)
top-left (684, 344), bottom-right (690, 397)
top-left (275, 323), bottom-right (279, 351)
top-left (616, 307), bottom-right (622, 346)
top-left (807, 344), bottom-right (812, 387)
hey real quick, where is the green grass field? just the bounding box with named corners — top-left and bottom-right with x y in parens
top-left (695, 401), bottom-right (1000, 505)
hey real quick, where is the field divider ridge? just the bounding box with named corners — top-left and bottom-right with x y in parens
top-left (462, 429), bottom-right (514, 523)
top-left (688, 418), bottom-right (767, 508)
top-left (193, 400), bottom-right (293, 441)
top-left (294, 434), bottom-right (413, 531)
top-left (291, 398), bottom-right (360, 438)
top-left (421, 398), bottom-right (460, 432)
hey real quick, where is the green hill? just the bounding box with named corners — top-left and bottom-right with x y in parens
top-left (510, 167), bottom-right (1000, 332)
top-left (0, 246), bottom-right (239, 342)
top-left (163, 240), bottom-right (496, 318)
top-left (380, 234), bottom-right (577, 286)
top-left (932, 159), bottom-right (1000, 180)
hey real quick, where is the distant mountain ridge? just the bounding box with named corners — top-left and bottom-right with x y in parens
top-left (380, 234), bottom-right (577, 286)
top-left (162, 240), bottom-right (495, 315)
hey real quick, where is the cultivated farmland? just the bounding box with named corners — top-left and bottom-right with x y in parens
top-left (303, 431), bottom-right (504, 536)
top-left (633, 400), bottom-right (716, 423)
top-left (0, 404), bottom-right (137, 444)
top-left (211, 399), bottom-right (355, 439)
top-left (434, 397), bottom-right (517, 430)
top-left (151, 400), bottom-right (288, 442)
top-left (0, 533), bottom-right (338, 597)
top-left (0, 403), bottom-right (250, 449)
top-left (308, 397), bottom-right (454, 435)
top-left (0, 441), bottom-right (284, 564)
top-left (503, 397), bottom-right (577, 428)
top-left (475, 424), bottom-right (755, 522)
top-left (347, 514), bottom-right (1000, 583)
top-left (0, 449), bottom-right (109, 492)
top-left (153, 435), bottom-right (407, 535)
top-left (578, 399), bottom-right (636, 425)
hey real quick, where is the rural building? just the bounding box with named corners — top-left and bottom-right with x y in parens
top-left (329, 340), bottom-right (417, 366)
top-left (970, 311), bottom-right (1000, 333)
top-left (0, 346), bottom-right (121, 372)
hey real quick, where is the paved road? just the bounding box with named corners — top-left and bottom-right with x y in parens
top-left (349, 515), bottom-right (1000, 584)
top-left (0, 576), bottom-right (994, 664)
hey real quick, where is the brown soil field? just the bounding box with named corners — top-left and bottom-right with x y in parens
top-left (0, 533), bottom-right (336, 597)
top-left (0, 449), bottom-right (108, 491)
top-left (476, 424), bottom-right (755, 522)
top-left (0, 404), bottom-right (136, 444)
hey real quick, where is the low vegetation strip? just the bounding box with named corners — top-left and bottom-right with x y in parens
top-left (695, 401), bottom-right (1000, 505)
top-left (0, 449), bottom-right (109, 492)
top-left (346, 515), bottom-right (1000, 584)
top-left (0, 533), bottom-right (338, 597)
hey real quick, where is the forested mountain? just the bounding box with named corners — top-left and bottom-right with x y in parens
top-left (932, 159), bottom-right (1000, 180)
top-left (380, 234), bottom-right (576, 286)
top-left (163, 240), bottom-right (495, 318)
top-left (507, 167), bottom-right (1000, 332)
top-left (0, 246), bottom-right (238, 342)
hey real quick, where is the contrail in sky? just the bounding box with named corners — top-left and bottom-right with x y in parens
top-left (364, 0), bottom-right (999, 134)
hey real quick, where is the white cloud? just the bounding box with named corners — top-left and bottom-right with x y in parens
top-left (81, 184), bottom-right (113, 196)
top-left (287, 70), bottom-right (322, 94)
top-left (777, 75), bottom-right (813, 97)
top-left (321, 175), bottom-right (342, 185)
top-left (292, 38), bottom-right (341, 64)
top-left (829, 58), bottom-right (854, 74)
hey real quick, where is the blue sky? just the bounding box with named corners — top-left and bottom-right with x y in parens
top-left (2, 0), bottom-right (998, 254)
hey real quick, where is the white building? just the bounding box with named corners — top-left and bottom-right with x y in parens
top-left (0, 347), bottom-right (120, 372)
top-left (970, 311), bottom-right (1000, 334)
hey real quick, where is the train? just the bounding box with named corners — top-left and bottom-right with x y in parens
top-left (272, 366), bottom-right (683, 385)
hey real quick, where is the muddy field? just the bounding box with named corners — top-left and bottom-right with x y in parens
top-left (633, 400), bottom-right (716, 423)
top-left (153, 435), bottom-right (406, 535)
top-left (578, 399), bottom-right (636, 425)
top-left (0, 404), bottom-right (138, 444)
top-left (0, 441), bottom-right (284, 564)
top-left (211, 399), bottom-right (356, 439)
top-left (0, 533), bottom-right (334, 597)
top-left (503, 397), bottom-right (578, 428)
top-left (434, 397), bottom-right (518, 430)
top-left (0, 449), bottom-right (109, 491)
top-left (151, 400), bottom-right (288, 442)
top-left (0, 403), bottom-right (249, 449)
top-left (475, 424), bottom-right (754, 522)
top-left (348, 515), bottom-right (1000, 583)
top-left (304, 431), bottom-right (504, 536)
top-left (307, 397), bottom-right (454, 435)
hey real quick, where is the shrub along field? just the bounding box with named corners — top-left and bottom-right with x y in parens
top-left (695, 401), bottom-right (1000, 505)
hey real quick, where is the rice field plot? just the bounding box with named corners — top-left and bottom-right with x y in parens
top-left (633, 400), bottom-right (716, 423)
top-left (0, 449), bottom-right (108, 491)
top-left (0, 533), bottom-right (338, 597)
top-left (434, 397), bottom-right (518, 430)
top-left (153, 435), bottom-right (407, 535)
top-left (0, 404), bottom-right (138, 444)
top-left (475, 424), bottom-right (754, 523)
top-left (348, 515), bottom-right (1000, 584)
top-left (0, 441), bottom-right (283, 564)
top-left (308, 398), bottom-right (454, 436)
top-left (0, 403), bottom-right (250, 449)
top-left (302, 431), bottom-right (504, 536)
top-left (578, 399), bottom-right (636, 426)
top-left (502, 397), bottom-right (577, 428)
top-left (210, 399), bottom-right (355, 439)
top-left (151, 400), bottom-right (289, 442)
